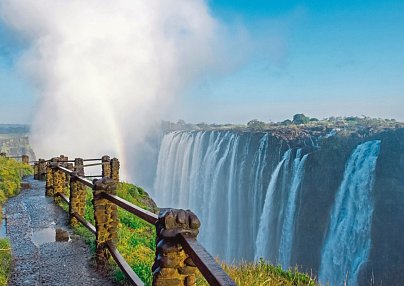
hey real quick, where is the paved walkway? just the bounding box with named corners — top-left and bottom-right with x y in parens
top-left (4, 177), bottom-right (115, 286)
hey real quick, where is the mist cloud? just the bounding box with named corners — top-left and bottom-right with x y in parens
top-left (0, 0), bottom-right (220, 178)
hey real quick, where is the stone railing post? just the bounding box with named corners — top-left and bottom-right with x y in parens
top-left (21, 155), bottom-right (29, 165)
top-left (66, 162), bottom-right (73, 184)
top-left (92, 177), bottom-right (118, 266)
top-left (110, 158), bottom-right (120, 183)
top-left (46, 159), bottom-right (55, 196)
top-left (34, 163), bottom-right (39, 180)
top-left (69, 172), bottom-right (86, 226)
top-left (153, 209), bottom-right (201, 286)
top-left (74, 158), bottom-right (85, 177)
top-left (52, 162), bottom-right (64, 202)
top-left (101, 155), bottom-right (111, 178)
top-left (38, 159), bottom-right (47, 180)
top-left (59, 155), bottom-right (66, 164)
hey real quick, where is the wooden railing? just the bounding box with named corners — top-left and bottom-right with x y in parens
top-left (31, 155), bottom-right (236, 286)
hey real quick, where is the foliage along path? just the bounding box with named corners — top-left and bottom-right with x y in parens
top-left (3, 176), bottom-right (115, 286)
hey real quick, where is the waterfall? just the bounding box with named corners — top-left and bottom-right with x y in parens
top-left (278, 151), bottom-right (309, 269)
top-left (255, 149), bottom-right (292, 260)
top-left (319, 140), bottom-right (381, 286)
top-left (254, 148), bottom-right (310, 266)
top-left (154, 131), bottom-right (313, 263)
top-left (154, 131), bottom-right (282, 261)
top-left (251, 134), bottom-right (269, 240)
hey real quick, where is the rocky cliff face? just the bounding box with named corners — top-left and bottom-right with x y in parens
top-left (294, 129), bottom-right (404, 285)
top-left (0, 136), bottom-right (36, 160)
top-left (150, 123), bottom-right (404, 286)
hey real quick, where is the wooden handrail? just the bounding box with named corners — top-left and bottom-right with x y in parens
top-left (47, 160), bottom-right (236, 286)
top-left (179, 234), bottom-right (237, 286)
top-left (46, 158), bottom-right (103, 163)
top-left (55, 192), bottom-right (70, 205)
top-left (100, 192), bottom-right (158, 225)
top-left (106, 241), bottom-right (144, 286)
top-left (74, 162), bottom-right (109, 168)
top-left (72, 212), bottom-right (96, 235)
top-left (57, 165), bottom-right (94, 188)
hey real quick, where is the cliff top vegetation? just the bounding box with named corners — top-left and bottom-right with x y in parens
top-left (162, 115), bottom-right (404, 142)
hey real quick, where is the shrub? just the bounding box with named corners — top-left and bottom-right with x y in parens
top-left (292, 114), bottom-right (310, 125)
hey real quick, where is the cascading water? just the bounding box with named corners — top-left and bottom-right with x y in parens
top-left (255, 149), bottom-right (292, 261)
top-left (278, 151), bottom-right (309, 269)
top-left (319, 140), bottom-right (381, 286)
top-left (152, 129), bottom-right (404, 285)
top-left (154, 131), bottom-right (281, 261)
top-left (254, 148), bottom-right (309, 267)
top-left (153, 130), bottom-right (312, 263)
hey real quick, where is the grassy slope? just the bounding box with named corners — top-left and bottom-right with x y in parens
top-left (68, 181), bottom-right (316, 286)
top-left (0, 157), bottom-right (33, 286)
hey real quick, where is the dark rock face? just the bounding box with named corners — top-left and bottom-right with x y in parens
top-left (291, 129), bottom-right (404, 285)
top-left (362, 129), bottom-right (404, 285)
top-left (293, 135), bottom-right (362, 273)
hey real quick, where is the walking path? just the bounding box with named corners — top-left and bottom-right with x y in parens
top-left (3, 176), bottom-right (115, 286)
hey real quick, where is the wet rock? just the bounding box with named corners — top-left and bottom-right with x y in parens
top-left (55, 228), bottom-right (69, 242)
top-left (20, 182), bottom-right (31, 190)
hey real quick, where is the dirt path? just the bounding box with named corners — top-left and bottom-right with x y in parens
top-left (3, 177), bottom-right (115, 286)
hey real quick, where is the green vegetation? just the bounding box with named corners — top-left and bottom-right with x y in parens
top-left (0, 157), bottom-right (33, 205)
top-left (0, 239), bottom-right (11, 286)
top-left (247, 119), bottom-right (267, 130)
top-left (198, 260), bottom-right (316, 286)
top-left (0, 157), bottom-right (32, 286)
top-left (162, 115), bottom-right (404, 143)
top-left (292, 114), bottom-right (310, 125)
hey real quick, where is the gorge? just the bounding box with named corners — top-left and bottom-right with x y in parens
top-left (149, 119), bottom-right (404, 286)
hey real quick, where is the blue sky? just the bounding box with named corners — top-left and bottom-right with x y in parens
top-left (1, 0), bottom-right (404, 123)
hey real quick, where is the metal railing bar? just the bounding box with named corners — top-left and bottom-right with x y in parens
top-left (45, 158), bottom-right (102, 163)
top-left (74, 162), bottom-right (109, 168)
top-left (178, 234), bottom-right (237, 286)
top-left (84, 175), bottom-right (103, 178)
top-left (76, 176), bottom-right (94, 188)
top-left (45, 159), bottom-right (73, 163)
top-left (72, 212), bottom-right (96, 235)
top-left (56, 193), bottom-right (70, 205)
top-left (56, 166), bottom-right (94, 188)
top-left (56, 165), bottom-right (73, 174)
top-left (100, 192), bottom-right (158, 225)
top-left (106, 241), bottom-right (144, 286)
top-left (82, 158), bottom-right (103, 162)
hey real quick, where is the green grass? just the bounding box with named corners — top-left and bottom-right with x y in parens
top-left (0, 157), bottom-right (32, 285)
top-left (202, 260), bottom-right (317, 286)
top-left (0, 239), bottom-right (11, 286)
